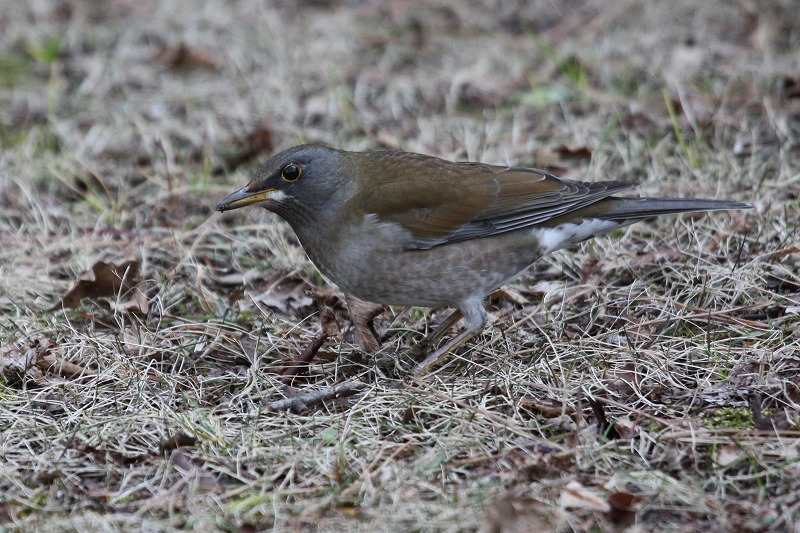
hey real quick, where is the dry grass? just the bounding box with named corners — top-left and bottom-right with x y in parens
top-left (1, 0), bottom-right (799, 531)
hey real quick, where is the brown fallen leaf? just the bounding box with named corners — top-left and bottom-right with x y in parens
top-left (99, 280), bottom-right (149, 315)
top-left (552, 143), bottom-right (592, 160)
top-left (588, 398), bottom-right (621, 440)
top-left (52, 260), bottom-right (143, 311)
top-left (607, 491), bottom-right (642, 527)
top-left (316, 291), bottom-right (344, 338)
top-left (770, 246), bottom-right (800, 262)
top-left (159, 432), bottom-right (198, 454)
top-left (489, 287), bottom-right (530, 306)
top-left (1, 338), bottom-right (95, 384)
top-left (35, 352), bottom-right (94, 382)
top-left (1, 341), bottom-right (48, 384)
top-left (153, 42), bottom-right (220, 70)
top-left (250, 271), bottom-right (316, 318)
top-left (170, 449), bottom-right (219, 491)
top-left (714, 443), bottom-right (744, 468)
top-left (519, 397), bottom-right (573, 418)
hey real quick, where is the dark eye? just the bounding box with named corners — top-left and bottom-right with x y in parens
top-left (281, 163), bottom-right (302, 182)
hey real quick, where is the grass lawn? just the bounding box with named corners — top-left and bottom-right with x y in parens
top-left (1, 1), bottom-right (798, 531)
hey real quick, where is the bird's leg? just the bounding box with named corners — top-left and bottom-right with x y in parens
top-left (345, 295), bottom-right (385, 352)
top-left (419, 308), bottom-right (463, 348)
top-left (412, 299), bottom-right (487, 375)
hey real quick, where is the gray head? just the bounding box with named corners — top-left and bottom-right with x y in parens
top-left (216, 145), bottom-right (352, 229)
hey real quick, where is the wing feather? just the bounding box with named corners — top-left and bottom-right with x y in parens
top-left (344, 151), bottom-right (638, 250)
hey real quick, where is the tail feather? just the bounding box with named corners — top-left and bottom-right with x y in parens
top-left (598, 197), bottom-right (752, 221)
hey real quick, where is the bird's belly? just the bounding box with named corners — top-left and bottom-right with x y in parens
top-left (306, 228), bottom-right (544, 308)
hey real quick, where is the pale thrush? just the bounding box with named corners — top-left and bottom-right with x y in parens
top-left (217, 145), bottom-right (750, 373)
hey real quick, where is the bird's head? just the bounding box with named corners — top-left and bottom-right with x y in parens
top-left (216, 144), bottom-right (351, 226)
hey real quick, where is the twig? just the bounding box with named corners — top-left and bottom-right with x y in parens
top-left (280, 332), bottom-right (329, 383)
top-left (267, 380), bottom-right (364, 413)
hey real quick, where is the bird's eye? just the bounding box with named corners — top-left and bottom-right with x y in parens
top-left (281, 164), bottom-right (302, 182)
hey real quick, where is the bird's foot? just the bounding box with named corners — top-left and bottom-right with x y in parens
top-left (345, 295), bottom-right (385, 352)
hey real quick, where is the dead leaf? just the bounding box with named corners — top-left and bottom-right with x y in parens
top-left (154, 42), bottom-right (219, 70)
top-left (99, 280), bottom-right (149, 315)
top-left (1, 338), bottom-right (95, 384)
top-left (552, 143), bottom-right (592, 160)
top-left (250, 272), bottom-right (315, 318)
top-left (159, 432), bottom-right (198, 454)
top-left (35, 352), bottom-right (94, 381)
top-left (588, 398), bottom-right (620, 440)
top-left (607, 491), bottom-right (642, 527)
top-left (483, 496), bottom-right (558, 533)
top-left (52, 260), bottom-right (142, 311)
top-left (607, 362), bottom-right (639, 396)
top-left (770, 246), bottom-right (800, 262)
top-left (489, 287), bottom-right (530, 306)
top-left (558, 480), bottom-right (610, 512)
top-left (170, 450), bottom-right (219, 491)
top-left (1, 342), bottom-right (47, 384)
top-left (336, 501), bottom-right (362, 518)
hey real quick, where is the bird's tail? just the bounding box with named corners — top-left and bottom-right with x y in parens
top-left (597, 197), bottom-right (752, 222)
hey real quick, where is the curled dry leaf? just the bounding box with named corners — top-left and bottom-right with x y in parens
top-left (52, 260), bottom-right (148, 314)
top-left (752, 392), bottom-right (791, 431)
top-left (489, 287), bottom-right (530, 306)
top-left (770, 245), bottom-right (800, 263)
top-left (1, 338), bottom-right (95, 384)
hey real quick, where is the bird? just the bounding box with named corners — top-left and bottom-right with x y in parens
top-left (216, 144), bottom-right (750, 374)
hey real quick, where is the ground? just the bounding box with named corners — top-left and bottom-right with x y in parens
top-left (1, 0), bottom-right (799, 531)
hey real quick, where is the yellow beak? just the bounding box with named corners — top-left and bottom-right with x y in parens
top-left (216, 187), bottom-right (278, 212)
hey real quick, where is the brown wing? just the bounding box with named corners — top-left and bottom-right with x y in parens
top-left (347, 151), bottom-right (638, 250)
